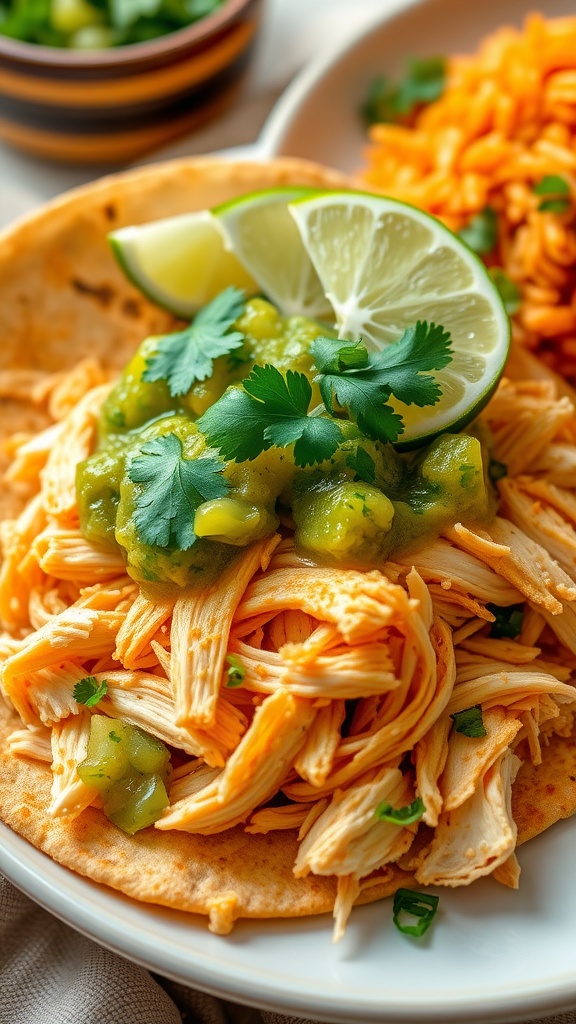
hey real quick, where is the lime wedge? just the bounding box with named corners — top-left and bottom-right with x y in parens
top-left (288, 191), bottom-right (510, 447)
top-left (213, 187), bottom-right (333, 319)
top-left (109, 210), bottom-right (258, 319)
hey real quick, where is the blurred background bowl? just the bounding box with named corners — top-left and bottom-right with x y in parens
top-left (0, 0), bottom-right (263, 164)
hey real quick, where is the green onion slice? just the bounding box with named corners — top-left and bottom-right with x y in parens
top-left (393, 888), bottom-right (439, 937)
top-left (226, 654), bottom-right (245, 687)
top-left (375, 796), bottom-right (425, 824)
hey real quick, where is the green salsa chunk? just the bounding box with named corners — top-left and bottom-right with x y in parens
top-left (76, 296), bottom-right (496, 587)
top-left (103, 773), bottom-right (169, 836)
top-left (100, 337), bottom-right (177, 437)
top-left (293, 478), bottom-right (395, 566)
top-left (292, 432), bottom-right (493, 566)
top-left (77, 714), bottom-right (170, 834)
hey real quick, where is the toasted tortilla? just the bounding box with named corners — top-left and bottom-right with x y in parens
top-left (0, 154), bottom-right (575, 923)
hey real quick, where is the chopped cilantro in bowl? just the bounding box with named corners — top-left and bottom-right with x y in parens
top-left (0, 0), bottom-right (225, 47)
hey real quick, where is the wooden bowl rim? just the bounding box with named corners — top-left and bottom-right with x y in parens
top-left (0, 0), bottom-right (259, 70)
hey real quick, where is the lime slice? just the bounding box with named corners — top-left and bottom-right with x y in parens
top-left (213, 187), bottom-right (333, 319)
top-left (109, 210), bottom-right (258, 319)
top-left (288, 191), bottom-right (510, 447)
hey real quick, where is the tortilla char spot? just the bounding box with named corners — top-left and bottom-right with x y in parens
top-left (71, 278), bottom-right (115, 308)
top-left (121, 298), bottom-right (142, 319)
top-left (104, 203), bottom-right (117, 223)
top-left (512, 730), bottom-right (576, 845)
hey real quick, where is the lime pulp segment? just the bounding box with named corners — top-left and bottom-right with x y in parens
top-left (213, 187), bottom-right (334, 320)
top-left (288, 191), bottom-right (510, 446)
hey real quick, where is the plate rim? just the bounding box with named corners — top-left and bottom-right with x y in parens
top-left (4, 2), bottom-right (576, 1019)
top-left (258, 0), bottom-right (429, 159)
top-left (3, 818), bottom-right (576, 1024)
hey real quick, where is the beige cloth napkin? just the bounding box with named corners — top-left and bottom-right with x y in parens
top-left (2, 872), bottom-right (575, 1024)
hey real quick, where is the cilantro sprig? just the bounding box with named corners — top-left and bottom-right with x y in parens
top-left (312, 321), bottom-right (452, 443)
top-left (128, 433), bottom-right (229, 549)
top-left (73, 676), bottom-right (108, 708)
top-left (198, 321), bottom-right (452, 467)
top-left (142, 287), bottom-right (246, 397)
top-left (197, 364), bottom-right (346, 468)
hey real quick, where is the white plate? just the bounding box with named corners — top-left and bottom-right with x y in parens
top-left (4, 808), bottom-right (576, 1024)
top-left (4, 3), bottom-right (576, 1021)
top-left (259, 0), bottom-right (576, 169)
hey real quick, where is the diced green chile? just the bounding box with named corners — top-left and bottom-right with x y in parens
top-left (76, 715), bottom-right (171, 833)
top-left (77, 300), bottom-right (495, 587)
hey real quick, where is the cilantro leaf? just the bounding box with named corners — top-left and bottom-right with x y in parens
top-left (312, 322), bottom-right (452, 443)
top-left (73, 676), bottom-right (108, 708)
top-left (375, 796), bottom-right (425, 824)
top-left (362, 57), bottom-right (446, 125)
top-left (367, 321), bottom-right (452, 406)
top-left (489, 268), bottom-right (521, 315)
top-left (196, 387), bottom-right (270, 463)
top-left (226, 654), bottom-right (246, 687)
top-left (310, 336), bottom-right (369, 374)
top-left (142, 287), bottom-right (246, 397)
top-left (458, 206), bottom-right (498, 255)
top-left (487, 602), bottom-right (524, 639)
top-left (346, 447), bottom-right (376, 483)
top-left (198, 365), bottom-right (346, 468)
top-left (450, 705), bottom-right (486, 738)
top-left (320, 368), bottom-right (405, 442)
top-left (534, 174), bottom-right (570, 196)
top-left (538, 198), bottom-right (571, 214)
top-left (127, 433), bottom-right (229, 550)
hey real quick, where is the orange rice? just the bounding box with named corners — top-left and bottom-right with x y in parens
top-left (360, 14), bottom-right (576, 380)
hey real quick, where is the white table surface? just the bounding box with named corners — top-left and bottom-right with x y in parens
top-left (0, 0), bottom-right (406, 228)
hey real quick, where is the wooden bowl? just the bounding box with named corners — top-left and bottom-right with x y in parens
top-left (0, 0), bottom-right (263, 164)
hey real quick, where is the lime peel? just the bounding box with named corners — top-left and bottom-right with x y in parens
top-left (109, 210), bottom-right (257, 319)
